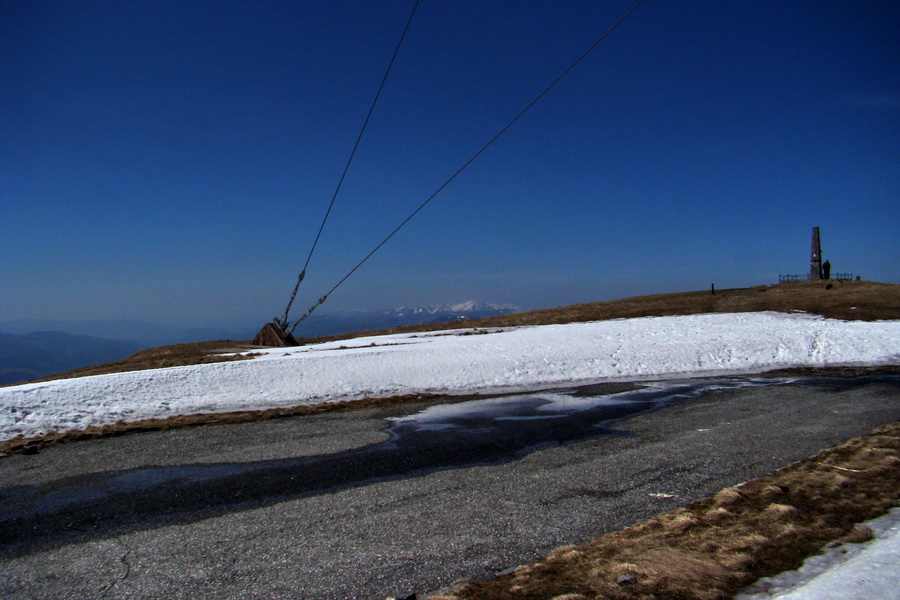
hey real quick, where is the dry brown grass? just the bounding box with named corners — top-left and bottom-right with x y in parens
top-left (436, 422), bottom-right (900, 600)
top-left (455, 279), bottom-right (899, 327)
top-left (5, 340), bottom-right (260, 386)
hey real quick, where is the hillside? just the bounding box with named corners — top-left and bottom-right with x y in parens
top-left (394, 279), bottom-right (899, 331)
top-left (11, 279), bottom-right (899, 385)
top-left (2, 281), bottom-right (897, 599)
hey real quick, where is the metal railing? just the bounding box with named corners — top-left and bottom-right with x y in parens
top-left (778, 273), bottom-right (855, 282)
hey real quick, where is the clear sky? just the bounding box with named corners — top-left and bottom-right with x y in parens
top-left (2, 0), bottom-right (898, 331)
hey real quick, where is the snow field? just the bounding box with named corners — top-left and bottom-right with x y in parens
top-left (1, 311), bottom-right (898, 440)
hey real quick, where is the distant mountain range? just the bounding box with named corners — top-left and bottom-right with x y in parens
top-left (293, 302), bottom-right (520, 337)
top-left (0, 320), bottom-right (254, 386)
top-left (0, 302), bottom-right (520, 385)
top-left (0, 331), bottom-right (144, 386)
top-left (380, 301), bottom-right (518, 322)
top-left (0, 319), bottom-right (249, 348)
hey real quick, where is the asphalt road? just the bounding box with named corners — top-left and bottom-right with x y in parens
top-left (1, 375), bottom-right (898, 599)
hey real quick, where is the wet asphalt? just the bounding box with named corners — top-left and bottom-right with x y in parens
top-left (0, 375), bottom-right (898, 599)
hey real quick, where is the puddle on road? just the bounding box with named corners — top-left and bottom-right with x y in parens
top-left (0, 376), bottom-right (851, 550)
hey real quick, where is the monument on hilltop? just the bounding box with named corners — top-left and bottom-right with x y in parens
top-left (780, 227), bottom-right (851, 282)
top-left (810, 226), bottom-right (823, 280)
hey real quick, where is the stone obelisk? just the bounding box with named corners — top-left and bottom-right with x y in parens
top-left (809, 227), bottom-right (823, 280)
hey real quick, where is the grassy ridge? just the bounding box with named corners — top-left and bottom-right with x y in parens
top-left (17, 280), bottom-right (900, 385)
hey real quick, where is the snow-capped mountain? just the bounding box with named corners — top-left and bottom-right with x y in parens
top-left (380, 302), bottom-right (519, 322)
top-left (293, 302), bottom-right (520, 338)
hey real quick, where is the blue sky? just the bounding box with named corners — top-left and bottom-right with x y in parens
top-left (2, 0), bottom-right (898, 331)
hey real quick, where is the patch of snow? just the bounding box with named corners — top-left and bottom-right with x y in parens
top-left (736, 508), bottom-right (900, 600)
top-left (0, 312), bottom-right (898, 440)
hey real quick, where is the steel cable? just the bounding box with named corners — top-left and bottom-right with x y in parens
top-left (288, 0), bottom-right (647, 333)
top-left (277, 0), bottom-right (421, 329)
